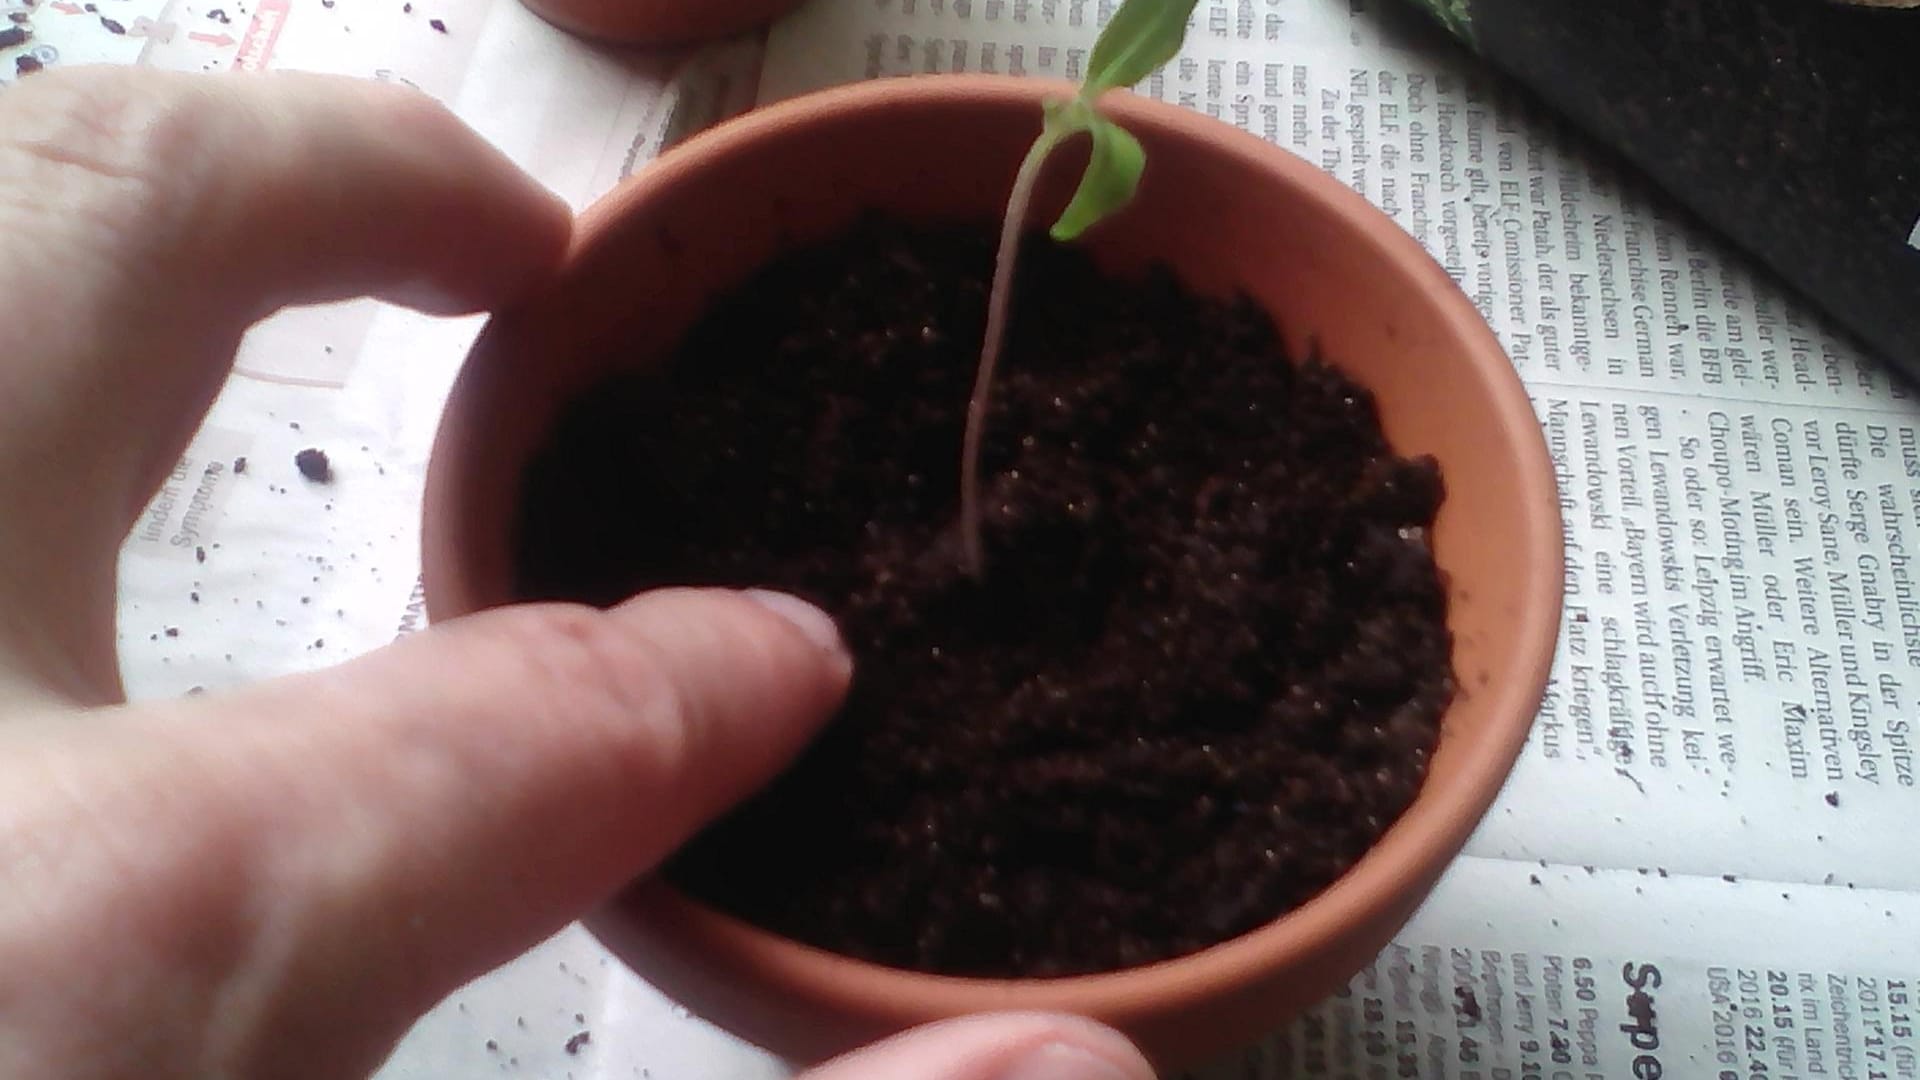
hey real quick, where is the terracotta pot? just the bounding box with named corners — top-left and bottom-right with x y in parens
top-left (422, 74), bottom-right (1563, 1072)
top-left (517, 0), bottom-right (804, 45)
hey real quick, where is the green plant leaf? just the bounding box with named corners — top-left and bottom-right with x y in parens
top-left (1084, 0), bottom-right (1201, 95)
top-left (1407, 0), bottom-right (1474, 44)
top-left (1049, 114), bottom-right (1145, 241)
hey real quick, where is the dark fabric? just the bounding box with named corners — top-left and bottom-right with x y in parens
top-left (1447, 0), bottom-right (1920, 376)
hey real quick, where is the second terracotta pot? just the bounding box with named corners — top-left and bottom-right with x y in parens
top-left (423, 75), bottom-right (1563, 1072)
top-left (519, 0), bottom-right (806, 45)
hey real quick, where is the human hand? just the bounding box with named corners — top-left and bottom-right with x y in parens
top-left (0, 67), bottom-right (1156, 1080)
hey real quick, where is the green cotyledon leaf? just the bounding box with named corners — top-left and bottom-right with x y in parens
top-left (1085, 0), bottom-right (1202, 96)
top-left (1049, 112), bottom-right (1146, 242)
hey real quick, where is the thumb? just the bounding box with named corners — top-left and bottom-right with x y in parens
top-left (0, 588), bottom-right (850, 1078)
top-left (802, 1015), bottom-right (1158, 1080)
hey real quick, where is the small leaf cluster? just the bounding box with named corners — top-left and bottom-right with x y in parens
top-left (1046, 0), bottom-right (1200, 239)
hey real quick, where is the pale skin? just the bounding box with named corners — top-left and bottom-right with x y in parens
top-left (0, 66), bottom-right (1158, 1080)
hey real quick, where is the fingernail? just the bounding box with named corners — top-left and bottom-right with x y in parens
top-left (741, 589), bottom-right (851, 667)
top-left (993, 1042), bottom-right (1140, 1080)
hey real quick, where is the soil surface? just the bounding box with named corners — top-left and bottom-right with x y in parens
top-left (514, 216), bottom-right (1454, 977)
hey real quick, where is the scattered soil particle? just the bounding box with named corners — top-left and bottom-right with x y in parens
top-left (164, 627), bottom-right (179, 638)
top-left (0, 25), bottom-right (28, 47)
top-left (99, 15), bottom-right (124, 32)
top-left (484, 1040), bottom-right (498, 1053)
top-left (196, 546), bottom-right (207, 564)
top-left (1529, 874), bottom-right (1541, 885)
top-left (233, 456), bottom-right (247, 474)
top-left (517, 216), bottom-right (1453, 978)
top-left (1825, 791), bottom-right (1841, 807)
top-left (428, 16), bottom-right (445, 30)
top-left (1722, 874), bottom-right (1739, 883)
top-left (565, 1031), bottom-right (591, 1055)
top-left (295, 448), bottom-right (332, 483)
top-left (206, 7), bottom-right (230, 20)
top-left (14, 54), bottom-right (40, 76)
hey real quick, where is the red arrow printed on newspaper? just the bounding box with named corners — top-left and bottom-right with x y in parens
top-left (230, 0), bottom-right (285, 71)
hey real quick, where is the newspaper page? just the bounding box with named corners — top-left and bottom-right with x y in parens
top-left (755, 1), bottom-right (1920, 1076)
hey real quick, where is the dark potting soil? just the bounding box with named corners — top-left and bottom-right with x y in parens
top-left (294, 448), bottom-right (332, 483)
top-left (513, 216), bottom-right (1454, 977)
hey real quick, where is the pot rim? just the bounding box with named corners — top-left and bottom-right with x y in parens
top-left (444, 72), bottom-right (1563, 1015)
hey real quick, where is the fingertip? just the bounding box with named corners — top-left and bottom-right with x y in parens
top-left (354, 81), bottom-right (575, 314)
top-left (239, 69), bottom-right (577, 316)
top-left (382, 180), bottom-right (573, 315)
top-left (802, 1014), bottom-right (1155, 1080)
top-left (600, 587), bottom-right (854, 751)
top-left (993, 1041), bottom-right (1144, 1080)
top-left (737, 588), bottom-right (854, 680)
top-left (983, 1016), bottom-right (1156, 1080)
